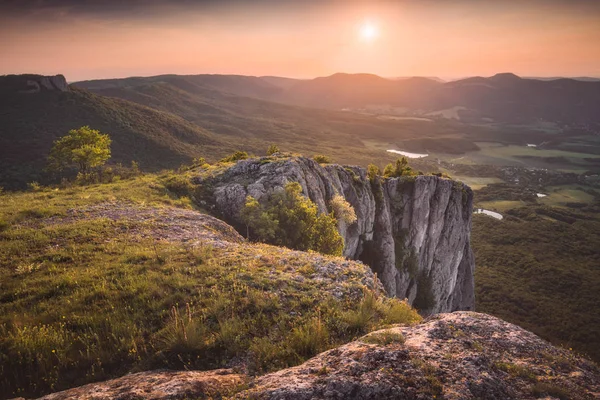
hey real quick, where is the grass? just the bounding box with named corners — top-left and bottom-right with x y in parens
top-left (494, 361), bottom-right (537, 382)
top-left (531, 382), bottom-right (570, 400)
top-left (0, 173), bottom-right (422, 398)
top-left (361, 330), bottom-right (405, 346)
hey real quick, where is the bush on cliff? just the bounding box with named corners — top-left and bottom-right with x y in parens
top-left (383, 157), bottom-right (417, 178)
top-left (241, 182), bottom-right (344, 256)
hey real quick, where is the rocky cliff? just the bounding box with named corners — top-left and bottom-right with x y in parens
top-left (35, 312), bottom-right (600, 400)
top-left (0, 74), bottom-right (69, 94)
top-left (205, 155), bottom-right (475, 314)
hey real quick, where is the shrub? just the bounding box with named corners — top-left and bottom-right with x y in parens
top-left (267, 145), bottom-right (280, 155)
top-left (313, 155), bottom-right (332, 164)
top-left (367, 164), bottom-right (380, 182)
top-left (382, 299), bottom-right (422, 325)
top-left (240, 182), bottom-right (344, 256)
top-left (383, 157), bottom-right (417, 178)
top-left (330, 195), bottom-right (357, 225)
top-left (220, 151), bottom-right (248, 163)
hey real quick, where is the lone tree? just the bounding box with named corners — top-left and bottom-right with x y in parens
top-left (48, 126), bottom-right (111, 174)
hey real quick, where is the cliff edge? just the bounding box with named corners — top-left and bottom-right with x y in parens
top-left (205, 155), bottom-right (475, 314)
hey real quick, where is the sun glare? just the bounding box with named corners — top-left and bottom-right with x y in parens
top-left (359, 21), bottom-right (379, 42)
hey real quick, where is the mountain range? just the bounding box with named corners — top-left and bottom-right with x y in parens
top-left (78, 72), bottom-right (600, 124)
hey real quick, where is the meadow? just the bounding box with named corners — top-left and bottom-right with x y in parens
top-left (0, 171), bottom-right (421, 398)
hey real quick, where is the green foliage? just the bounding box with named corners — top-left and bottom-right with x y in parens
top-left (0, 175), bottom-right (422, 397)
top-left (330, 195), bottom-right (357, 225)
top-left (367, 164), bottom-right (380, 182)
top-left (240, 182), bottom-right (343, 256)
top-left (473, 202), bottom-right (600, 363)
top-left (383, 157), bottom-right (417, 178)
top-left (267, 144), bottom-right (280, 155)
top-left (191, 157), bottom-right (209, 168)
top-left (313, 154), bottom-right (332, 164)
top-left (48, 126), bottom-right (111, 174)
top-left (220, 151), bottom-right (248, 163)
top-left (240, 195), bottom-right (278, 242)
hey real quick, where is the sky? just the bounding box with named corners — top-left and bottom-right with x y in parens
top-left (1, 0), bottom-right (600, 81)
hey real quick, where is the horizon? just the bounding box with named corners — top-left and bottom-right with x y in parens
top-left (5, 71), bottom-right (600, 85)
top-left (1, 0), bottom-right (600, 81)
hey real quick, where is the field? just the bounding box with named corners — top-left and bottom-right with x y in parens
top-left (538, 185), bottom-right (597, 206)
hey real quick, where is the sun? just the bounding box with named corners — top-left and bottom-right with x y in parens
top-left (359, 21), bottom-right (379, 42)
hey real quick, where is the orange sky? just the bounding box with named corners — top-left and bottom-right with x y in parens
top-left (1, 0), bottom-right (599, 81)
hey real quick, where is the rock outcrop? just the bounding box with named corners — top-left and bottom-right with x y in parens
top-left (34, 312), bottom-right (600, 400)
top-left (206, 156), bottom-right (475, 313)
top-left (35, 369), bottom-right (246, 400)
top-left (0, 74), bottom-right (69, 94)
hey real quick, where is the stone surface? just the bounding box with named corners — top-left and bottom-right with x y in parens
top-left (33, 313), bottom-right (600, 400)
top-left (36, 369), bottom-right (246, 400)
top-left (208, 156), bottom-right (475, 313)
top-left (0, 74), bottom-right (69, 94)
top-left (240, 312), bottom-right (600, 400)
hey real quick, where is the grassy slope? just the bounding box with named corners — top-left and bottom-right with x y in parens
top-left (0, 87), bottom-right (235, 189)
top-left (473, 190), bottom-right (600, 363)
top-left (0, 170), bottom-right (420, 399)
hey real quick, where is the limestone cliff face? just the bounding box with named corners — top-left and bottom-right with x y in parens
top-left (208, 156), bottom-right (475, 314)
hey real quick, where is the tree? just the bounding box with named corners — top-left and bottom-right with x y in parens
top-left (240, 195), bottom-right (278, 241)
top-left (240, 182), bottom-right (344, 256)
top-left (383, 157), bottom-right (416, 178)
top-left (48, 126), bottom-right (111, 173)
top-left (267, 145), bottom-right (280, 155)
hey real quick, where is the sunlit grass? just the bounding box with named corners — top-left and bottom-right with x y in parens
top-left (0, 173), bottom-right (422, 398)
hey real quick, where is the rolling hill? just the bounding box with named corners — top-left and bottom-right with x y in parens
top-left (0, 75), bottom-right (236, 189)
top-left (78, 72), bottom-right (600, 125)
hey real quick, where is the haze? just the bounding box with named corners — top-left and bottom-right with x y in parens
top-left (1, 0), bottom-right (600, 81)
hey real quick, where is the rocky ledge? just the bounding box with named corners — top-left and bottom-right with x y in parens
top-left (205, 155), bottom-right (475, 314)
top-left (31, 312), bottom-right (600, 400)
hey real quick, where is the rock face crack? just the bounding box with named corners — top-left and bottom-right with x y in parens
top-left (210, 156), bottom-right (475, 313)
